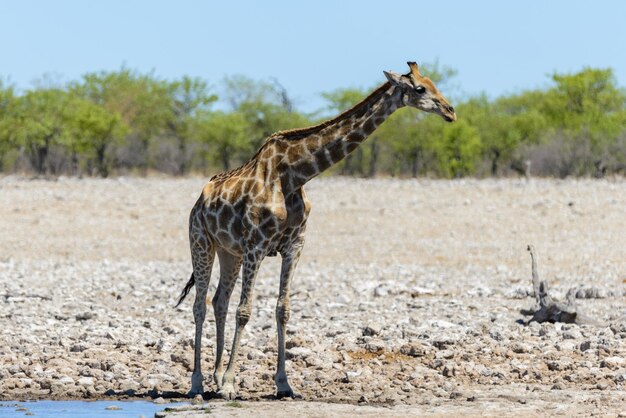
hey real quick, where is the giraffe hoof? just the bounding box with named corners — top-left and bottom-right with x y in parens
top-left (218, 384), bottom-right (237, 400)
top-left (276, 389), bottom-right (300, 399)
top-left (187, 386), bottom-right (204, 398)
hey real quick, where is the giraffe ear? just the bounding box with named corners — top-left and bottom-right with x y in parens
top-left (384, 70), bottom-right (403, 86)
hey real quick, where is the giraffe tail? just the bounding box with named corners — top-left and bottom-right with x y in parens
top-left (174, 272), bottom-right (195, 308)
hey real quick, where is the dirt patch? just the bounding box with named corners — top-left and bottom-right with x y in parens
top-left (0, 176), bottom-right (625, 416)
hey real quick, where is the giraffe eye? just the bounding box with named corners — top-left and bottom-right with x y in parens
top-left (415, 86), bottom-right (426, 94)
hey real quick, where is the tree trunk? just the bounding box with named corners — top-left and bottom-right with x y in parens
top-left (411, 150), bottom-right (420, 178)
top-left (354, 148), bottom-right (364, 176)
top-left (30, 135), bottom-right (52, 174)
top-left (70, 150), bottom-right (79, 176)
top-left (95, 143), bottom-right (109, 177)
top-left (178, 138), bottom-right (188, 175)
top-left (220, 148), bottom-right (231, 172)
top-left (341, 154), bottom-right (353, 175)
top-left (35, 145), bottom-right (48, 174)
top-left (491, 149), bottom-right (500, 176)
top-left (368, 137), bottom-right (379, 178)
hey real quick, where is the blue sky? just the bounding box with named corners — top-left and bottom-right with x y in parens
top-left (2, 0), bottom-right (626, 112)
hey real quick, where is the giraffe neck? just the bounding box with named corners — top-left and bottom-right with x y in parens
top-left (281, 82), bottom-right (404, 190)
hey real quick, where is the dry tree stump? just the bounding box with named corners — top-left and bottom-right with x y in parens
top-left (522, 245), bottom-right (598, 325)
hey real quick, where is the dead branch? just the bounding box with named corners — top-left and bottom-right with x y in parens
top-left (522, 245), bottom-right (597, 325)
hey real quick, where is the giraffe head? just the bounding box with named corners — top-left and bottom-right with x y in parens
top-left (384, 62), bottom-right (457, 122)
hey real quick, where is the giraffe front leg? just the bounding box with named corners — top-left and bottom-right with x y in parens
top-left (211, 283), bottom-right (228, 390)
top-left (212, 251), bottom-right (242, 390)
top-left (218, 251), bottom-right (262, 400)
top-left (275, 244), bottom-right (303, 399)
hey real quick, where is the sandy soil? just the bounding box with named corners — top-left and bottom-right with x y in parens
top-left (0, 176), bottom-right (625, 416)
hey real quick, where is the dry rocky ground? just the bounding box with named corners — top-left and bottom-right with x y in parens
top-left (0, 176), bottom-right (625, 416)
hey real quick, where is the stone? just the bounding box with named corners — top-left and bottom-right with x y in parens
top-left (399, 342), bottom-right (426, 357)
top-left (365, 339), bottom-right (385, 353)
top-left (105, 406), bottom-right (122, 411)
top-left (600, 357), bottom-right (625, 370)
top-left (596, 382), bottom-right (609, 390)
top-left (511, 342), bottom-right (531, 354)
top-left (579, 341), bottom-right (593, 352)
top-left (442, 363), bottom-right (457, 377)
top-left (435, 350), bottom-right (455, 360)
top-left (551, 382), bottom-right (565, 390)
top-left (241, 376), bottom-right (255, 390)
top-left (362, 322), bottom-right (383, 337)
top-left (449, 389), bottom-right (467, 399)
top-left (286, 347), bottom-right (314, 360)
top-left (75, 312), bottom-right (95, 321)
top-left (77, 376), bottom-right (94, 386)
top-left (373, 285), bottom-right (389, 297)
top-left (304, 356), bottom-right (324, 368)
top-left (344, 370), bottom-right (362, 383)
top-left (58, 376), bottom-right (75, 385)
top-left (246, 348), bottom-right (266, 360)
top-left (563, 329), bottom-right (583, 340)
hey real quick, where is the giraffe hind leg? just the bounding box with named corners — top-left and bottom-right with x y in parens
top-left (188, 219), bottom-right (216, 397)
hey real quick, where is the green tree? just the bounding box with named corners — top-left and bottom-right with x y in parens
top-left (64, 97), bottom-right (128, 176)
top-left (535, 68), bottom-right (626, 175)
top-left (461, 93), bottom-right (547, 175)
top-left (193, 111), bottom-right (251, 171)
top-left (11, 88), bottom-right (72, 174)
top-left (432, 119), bottom-right (482, 177)
top-left (0, 80), bottom-right (16, 170)
top-left (164, 76), bottom-right (217, 174)
top-left (71, 69), bottom-right (171, 171)
top-left (222, 75), bottom-right (309, 153)
top-left (379, 112), bottom-right (442, 177)
top-left (546, 68), bottom-right (626, 165)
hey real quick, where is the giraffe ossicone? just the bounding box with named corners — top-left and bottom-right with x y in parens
top-left (176, 62), bottom-right (456, 399)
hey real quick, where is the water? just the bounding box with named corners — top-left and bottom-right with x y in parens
top-left (0, 400), bottom-right (189, 418)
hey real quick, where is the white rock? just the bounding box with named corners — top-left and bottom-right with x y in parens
top-left (58, 376), bottom-right (75, 385)
top-left (77, 376), bottom-right (94, 386)
top-left (286, 347), bottom-right (314, 360)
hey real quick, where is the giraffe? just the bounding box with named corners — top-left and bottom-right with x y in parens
top-left (175, 62), bottom-right (456, 400)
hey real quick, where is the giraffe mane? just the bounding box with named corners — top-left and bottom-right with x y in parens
top-left (271, 82), bottom-right (392, 141)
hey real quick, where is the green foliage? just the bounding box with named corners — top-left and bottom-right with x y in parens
top-left (0, 80), bottom-right (16, 169)
top-left (65, 96), bottom-right (128, 176)
top-left (223, 75), bottom-right (310, 151)
top-left (543, 68), bottom-right (626, 146)
top-left (460, 93), bottom-right (547, 175)
top-left (71, 69), bottom-right (171, 139)
top-left (10, 88), bottom-right (73, 174)
top-left (193, 110), bottom-right (251, 171)
top-left (433, 119), bottom-right (482, 177)
top-left (0, 65), bottom-right (624, 178)
top-left (525, 68), bottom-right (626, 176)
top-left (320, 88), bottom-right (366, 114)
top-left (164, 76), bottom-right (217, 174)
